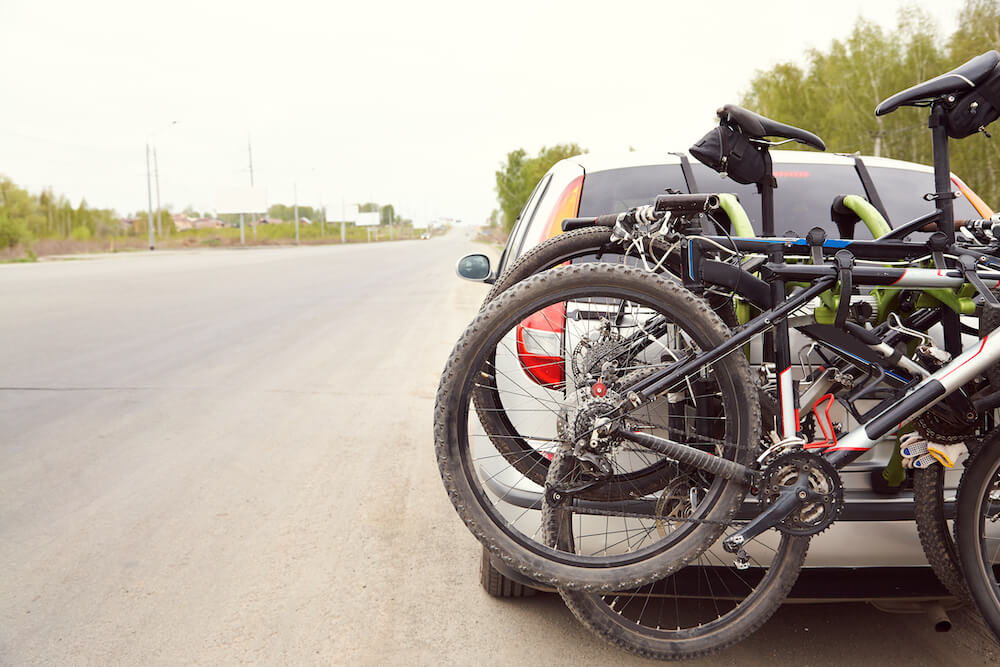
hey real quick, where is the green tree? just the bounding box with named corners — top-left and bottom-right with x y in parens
top-left (0, 212), bottom-right (31, 248)
top-left (380, 204), bottom-right (395, 226)
top-left (495, 143), bottom-right (586, 234)
top-left (948, 0), bottom-right (1000, 210)
top-left (740, 1), bottom-right (999, 209)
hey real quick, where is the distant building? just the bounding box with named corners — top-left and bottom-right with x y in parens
top-left (173, 214), bottom-right (223, 230)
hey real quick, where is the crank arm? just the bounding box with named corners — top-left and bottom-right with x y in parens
top-left (722, 474), bottom-right (811, 553)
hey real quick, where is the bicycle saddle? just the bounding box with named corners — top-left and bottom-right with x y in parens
top-left (875, 50), bottom-right (1000, 116)
top-left (718, 104), bottom-right (827, 151)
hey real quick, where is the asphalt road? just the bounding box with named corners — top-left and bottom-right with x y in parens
top-left (1, 229), bottom-right (997, 665)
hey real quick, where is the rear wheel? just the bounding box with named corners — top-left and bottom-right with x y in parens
top-left (434, 263), bottom-right (759, 592)
top-left (473, 229), bottom-right (735, 494)
top-left (955, 432), bottom-right (1000, 639)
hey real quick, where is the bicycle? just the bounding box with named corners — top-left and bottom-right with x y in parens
top-left (435, 49), bottom-right (1000, 658)
top-left (465, 109), bottom-right (988, 603)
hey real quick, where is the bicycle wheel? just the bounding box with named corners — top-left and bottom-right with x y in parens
top-left (434, 263), bottom-right (760, 592)
top-left (474, 228), bottom-right (735, 494)
top-left (911, 302), bottom-right (1000, 603)
top-left (955, 431), bottom-right (1000, 639)
top-left (913, 466), bottom-right (969, 602)
top-left (543, 446), bottom-right (807, 660)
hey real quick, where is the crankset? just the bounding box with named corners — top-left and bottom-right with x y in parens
top-left (723, 451), bottom-right (844, 554)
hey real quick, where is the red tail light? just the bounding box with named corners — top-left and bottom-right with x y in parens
top-left (539, 175), bottom-right (583, 243)
top-left (952, 175), bottom-right (995, 218)
top-left (516, 302), bottom-right (566, 388)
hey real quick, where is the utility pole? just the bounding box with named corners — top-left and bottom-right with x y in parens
top-left (294, 183), bottom-right (300, 245)
top-left (153, 146), bottom-right (162, 237)
top-left (248, 136), bottom-right (255, 186)
top-left (248, 135), bottom-right (255, 242)
top-left (341, 198), bottom-right (346, 243)
top-left (145, 143), bottom-right (155, 250)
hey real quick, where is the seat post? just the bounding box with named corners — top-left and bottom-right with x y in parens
top-left (929, 103), bottom-right (963, 355)
top-left (929, 104), bottom-right (955, 244)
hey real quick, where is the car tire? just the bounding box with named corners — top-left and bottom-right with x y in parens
top-left (480, 547), bottom-right (538, 598)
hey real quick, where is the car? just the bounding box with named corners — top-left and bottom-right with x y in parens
top-left (420, 232), bottom-right (431, 240)
top-left (459, 148), bottom-right (995, 601)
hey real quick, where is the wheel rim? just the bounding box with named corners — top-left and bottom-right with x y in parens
top-left (453, 272), bottom-right (755, 573)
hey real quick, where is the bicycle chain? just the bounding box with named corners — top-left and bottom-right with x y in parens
top-left (554, 503), bottom-right (736, 527)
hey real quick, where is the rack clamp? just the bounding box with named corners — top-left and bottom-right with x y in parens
top-left (927, 232), bottom-right (950, 270)
top-left (805, 226), bottom-right (826, 265)
top-left (922, 191), bottom-right (958, 202)
top-left (958, 254), bottom-right (1000, 310)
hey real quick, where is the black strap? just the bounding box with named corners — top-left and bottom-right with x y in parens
top-left (833, 250), bottom-right (855, 328)
top-left (853, 156), bottom-right (891, 226)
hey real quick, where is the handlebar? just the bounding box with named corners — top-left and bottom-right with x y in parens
top-left (561, 214), bottom-right (620, 232)
top-left (653, 193), bottom-right (721, 213)
top-left (560, 194), bottom-right (722, 232)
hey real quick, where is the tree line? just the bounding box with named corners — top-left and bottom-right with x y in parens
top-left (0, 171), bottom-right (417, 253)
top-left (740, 0), bottom-right (1000, 210)
top-left (0, 176), bottom-right (120, 248)
top-left (494, 1), bottom-right (999, 236)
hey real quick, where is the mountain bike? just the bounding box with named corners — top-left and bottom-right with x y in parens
top-left (435, 49), bottom-right (1000, 658)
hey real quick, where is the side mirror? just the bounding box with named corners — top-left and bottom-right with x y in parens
top-left (456, 253), bottom-right (495, 283)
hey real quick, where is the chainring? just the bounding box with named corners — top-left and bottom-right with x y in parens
top-left (760, 451), bottom-right (844, 537)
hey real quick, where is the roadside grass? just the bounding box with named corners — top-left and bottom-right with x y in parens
top-left (475, 226), bottom-right (508, 247)
top-left (0, 224), bottom-right (429, 261)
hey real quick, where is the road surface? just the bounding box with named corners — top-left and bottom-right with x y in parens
top-left (0, 230), bottom-right (996, 664)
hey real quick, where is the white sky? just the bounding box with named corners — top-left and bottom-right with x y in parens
top-left (0, 0), bottom-right (971, 225)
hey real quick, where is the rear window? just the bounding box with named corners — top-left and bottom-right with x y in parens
top-left (578, 165), bottom-right (688, 216)
top-left (866, 166), bottom-right (980, 224)
top-left (691, 163), bottom-right (871, 238)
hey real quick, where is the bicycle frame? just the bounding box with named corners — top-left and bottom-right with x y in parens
top-left (611, 255), bottom-right (1000, 476)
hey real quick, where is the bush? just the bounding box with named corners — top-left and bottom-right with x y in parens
top-left (0, 215), bottom-right (31, 249)
top-left (70, 226), bottom-right (93, 241)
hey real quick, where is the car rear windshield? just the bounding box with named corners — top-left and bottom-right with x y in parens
top-left (573, 160), bottom-right (984, 243)
top-left (578, 165), bottom-right (689, 216)
top-left (691, 163), bottom-right (876, 238)
top-left (866, 166), bottom-right (981, 223)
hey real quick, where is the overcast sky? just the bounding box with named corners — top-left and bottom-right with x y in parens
top-left (0, 0), bottom-right (971, 225)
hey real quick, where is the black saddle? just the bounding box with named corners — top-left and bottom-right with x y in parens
top-left (876, 50), bottom-right (1000, 116)
top-left (719, 104), bottom-right (826, 151)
